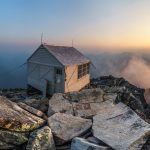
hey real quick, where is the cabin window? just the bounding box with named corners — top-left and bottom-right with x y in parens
top-left (78, 63), bottom-right (89, 79)
top-left (56, 68), bottom-right (62, 75)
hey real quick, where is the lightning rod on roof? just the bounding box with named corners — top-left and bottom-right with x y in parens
top-left (41, 32), bottom-right (43, 44)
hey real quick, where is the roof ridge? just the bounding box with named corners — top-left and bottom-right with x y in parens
top-left (42, 44), bottom-right (90, 66)
top-left (43, 44), bottom-right (73, 48)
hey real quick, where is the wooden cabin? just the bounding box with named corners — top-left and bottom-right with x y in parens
top-left (27, 44), bottom-right (90, 96)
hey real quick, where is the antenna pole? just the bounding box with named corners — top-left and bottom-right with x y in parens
top-left (72, 39), bottom-right (74, 47)
top-left (41, 32), bottom-right (43, 44)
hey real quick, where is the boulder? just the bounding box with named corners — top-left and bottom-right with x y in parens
top-left (92, 101), bottom-right (150, 150)
top-left (0, 96), bottom-right (45, 132)
top-left (23, 98), bottom-right (49, 113)
top-left (26, 126), bottom-right (55, 150)
top-left (0, 129), bottom-right (28, 146)
top-left (65, 88), bottom-right (104, 103)
top-left (48, 113), bottom-right (92, 145)
top-left (23, 99), bottom-right (40, 107)
top-left (71, 137), bottom-right (111, 150)
top-left (48, 89), bottom-right (117, 118)
top-left (48, 93), bottom-right (73, 116)
top-left (72, 92), bottom-right (116, 119)
top-left (18, 102), bottom-right (47, 119)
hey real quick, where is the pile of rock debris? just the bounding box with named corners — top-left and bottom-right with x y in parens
top-left (0, 76), bottom-right (150, 150)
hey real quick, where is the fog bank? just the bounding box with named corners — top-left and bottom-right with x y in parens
top-left (1, 46), bottom-right (150, 89)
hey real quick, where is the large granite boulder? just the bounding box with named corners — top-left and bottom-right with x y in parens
top-left (48, 89), bottom-right (117, 118)
top-left (92, 101), bottom-right (150, 150)
top-left (26, 126), bottom-right (55, 150)
top-left (71, 137), bottom-right (111, 150)
top-left (48, 113), bottom-right (92, 145)
top-left (48, 93), bottom-right (74, 116)
top-left (0, 96), bottom-right (45, 132)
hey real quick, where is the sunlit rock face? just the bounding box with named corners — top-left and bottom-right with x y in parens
top-left (0, 96), bottom-right (45, 132)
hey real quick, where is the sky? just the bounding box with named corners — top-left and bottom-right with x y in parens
top-left (1, 0), bottom-right (150, 52)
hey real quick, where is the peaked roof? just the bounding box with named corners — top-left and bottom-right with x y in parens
top-left (43, 44), bottom-right (90, 66)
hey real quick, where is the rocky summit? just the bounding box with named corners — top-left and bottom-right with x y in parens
top-left (1, 75), bottom-right (150, 149)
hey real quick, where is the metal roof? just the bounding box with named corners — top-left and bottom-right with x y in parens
top-left (43, 44), bottom-right (90, 66)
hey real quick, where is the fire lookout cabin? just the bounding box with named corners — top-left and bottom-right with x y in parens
top-left (27, 44), bottom-right (90, 96)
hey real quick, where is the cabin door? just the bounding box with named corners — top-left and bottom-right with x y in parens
top-left (54, 68), bottom-right (63, 93)
top-left (40, 66), bottom-right (54, 96)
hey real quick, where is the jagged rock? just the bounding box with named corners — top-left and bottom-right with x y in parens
top-left (71, 137), bottom-right (111, 150)
top-left (26, 126), bottom-right (55, 150)
top-left (48, 113), bottom-right (92, 145)
top-left (0, 96), bottom-right (45, 132)
top-left (72, 103), bottom-right (104, 118)
top-left (92, 101), bottom-right (150, 150)
top-left (48, 89), bottom-right (117, 118)
top-left (90, 76), bottom-right (150, 123)
top-left (48, 93), bottom-right (74, 116)
top-left (0, 129), bottom-right (28, 146)
top-left (18, 102), bottom-right (47, 119)
top-left (65, 88), bottom-right (104, 103)
top-left (23, 98), bottom-right (49, 113)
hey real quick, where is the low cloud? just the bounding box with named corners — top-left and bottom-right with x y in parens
top-left (121, 57), bottom-right (150, 89)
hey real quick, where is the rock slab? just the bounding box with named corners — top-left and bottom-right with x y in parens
top-left (48, 113), bottom-right (92, 145)
top-left (0, 96), bottom-right (45, 132)
top-left (71, 137), bottom-right (111, 150)
top-left (18, 102), bottom-right (47, 119)
top-left (92, 102), bottom-right (150, 150)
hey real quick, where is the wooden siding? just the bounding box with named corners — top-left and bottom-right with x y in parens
top-left (27, 62), bottom-right (65, 94)
top-left (28, 47), bottom-right (63, 67)
top-left (27, 47), bottom-right (65, 94)
top-left (64, 65), bottom-right (90, 92)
